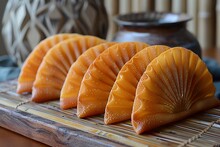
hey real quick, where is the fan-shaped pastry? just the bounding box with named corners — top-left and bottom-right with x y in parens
top-left (32, 36), bottom-right (105, 102)
top-left (77, 42), bottom-right (149, 118)
top-left (132, 47), bottom-right (220, 134)
top-left (105, 45), bottom-right (170, 124)
top-left (60, 42), bottom-right (117, 109)
top-left (17, 34), bottom-right (81, 94)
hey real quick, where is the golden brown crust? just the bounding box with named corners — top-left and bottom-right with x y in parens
top-left (132, 47), bottom-right (219, 134)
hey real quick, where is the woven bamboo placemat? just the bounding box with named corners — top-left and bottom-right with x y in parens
top-left (0, 80), bottom-right (219, 147)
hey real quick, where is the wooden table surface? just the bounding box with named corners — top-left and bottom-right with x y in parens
top-left (0, 49), bottom-right (219, 147)
top-left (0, 127), bottom-right (48, 147)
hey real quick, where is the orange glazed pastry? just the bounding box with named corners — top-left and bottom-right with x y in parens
top-left (132, 47), bottom-right (220, 134)
top-left (60, 42), bottom-right (117, 109)
top-left (32, 36), bottom-right (105, 102)
top-left (17, 34), bottom-right (81, 94)
top-left (105, 45), bottom-right (170, 124)
top-left (77, 42), bottom-right (149, 118)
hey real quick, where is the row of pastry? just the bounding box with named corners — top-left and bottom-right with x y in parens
top-left (17, 34), bottom-right (220, 134)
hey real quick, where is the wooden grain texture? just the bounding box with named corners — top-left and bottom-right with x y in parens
top-left (0, 126), bottom-right (47, 147)
top-left (0, 80), bottom-right (220, 147)
top-left (0, 104), bottom-right (124, 147)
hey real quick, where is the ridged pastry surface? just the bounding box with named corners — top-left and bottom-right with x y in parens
top-left (105, 45), bottom-right (170, 124)
top-left (77, 42), bottom-right (149, 118)
top-left (60, 42), bottom-right (117, 109)
top-left (32, 36), bottom-right (105, 102)
top-left (132, 47), bottom-right (220, 134)
top-left (17, 34), bottom-right (81, 94)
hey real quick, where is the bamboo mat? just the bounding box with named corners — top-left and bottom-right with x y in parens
top-left (0, 80), bottom-right (219, 147)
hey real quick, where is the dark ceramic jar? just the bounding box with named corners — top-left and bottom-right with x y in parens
top-left (113, 12), bottom-right (201, 57)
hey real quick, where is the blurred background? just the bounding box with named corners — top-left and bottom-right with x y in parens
top-left (0, 0), bottom-right (7, 55)
top-left (0, 0), bottom-right (219, 55)
top-left (105, 0), bottom-right (220, 50)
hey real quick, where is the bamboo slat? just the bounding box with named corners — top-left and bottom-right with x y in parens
top-left (217, 0), bottom-right (220, 49)
top-left (172, 0), bottom-right (186, 13)
top-left (131, 0), bottom-right (154, 13)
top-left (104, 0), bottom-right (119, 41)
top-left (119, 0), bottom-right (132, 14)
top-left (198, 0), bottom-right (215, 50)
top-left (0, 80), bottom-right (219, 146)
top-left (132, 0), bottom-right (141, 13)
top-left (155, 0), bottom-right (171, 12)
top-left (186, 0), bottom-right (198, 36)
